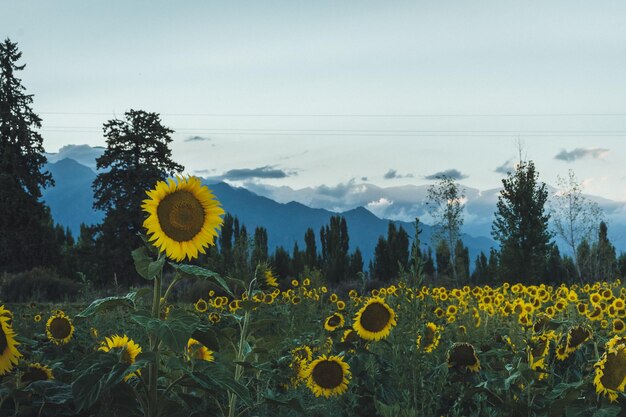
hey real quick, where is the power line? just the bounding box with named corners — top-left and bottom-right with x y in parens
top-left (37, 111), bottom-right (626, 118)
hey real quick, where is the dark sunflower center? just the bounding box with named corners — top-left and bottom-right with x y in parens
top-left (360, 303), bottom-right (391, 333)
top-left (121, 347), bottom-right (133, 364)
top-left (531, 340), bottom-right (548, 359)
top-left (327, 315), bottom-right (341, 327)
top-left (22, 367), bottom-right (49, 384)
top-left (616, 322), bottom-right (624, 331)
top-left (344, 330), bottom-right (359, 343)
top-left (449, 344), bottom-right (478, 367)
top-left (601, 351), bottom-right (626, 391)
top-left (0, 325), bottom-right (8, 353)
top-left (312, 360), bottom-right (344, 389)
top-left (50, 318), bottom-right (71, 339)
top-left (423, 328), bottom-right (435, 346)
top-left (157, 190), bottom-right (205, 242)
top-left (568, 327), bottom-right (590, 348)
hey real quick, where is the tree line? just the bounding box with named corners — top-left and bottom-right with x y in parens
top-left (1, 38), bottom-right (625, 293)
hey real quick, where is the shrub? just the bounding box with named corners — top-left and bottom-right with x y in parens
top-left (0, 267), bottom-right (82, 302)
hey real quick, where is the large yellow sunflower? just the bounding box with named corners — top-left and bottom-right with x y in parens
top-left (21, 363), bottom-right (54, 385)
top-left (302, 355), bottom-right (351, 398)
top-left (528, 335), bottom-right (551, 380)
top-left (142, 175), bottom-right (224, 262)
top-left (0, 306), bottom-right (21, 376)
top-left (447, 342), bottom-right (481, 373)
top-left (353, 297), bottom-right (397, 341)
top-left (565, 325), bottom-right (592, 354)
top-left (99, 335), bottom-right (142, 381)
top-left (186, 338), bottom-right (214, 362)
top-left (595, 335), bottom-right (626, 402)
top-left (45, 311), bottom-right (75, 345)
top-left (417, 322), bottom-right (441, 353)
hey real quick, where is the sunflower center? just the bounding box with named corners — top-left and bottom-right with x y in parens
top-left (49, 318), bottom-right (71, 339)
top-left (601, 350), bottom-right (626, 391)
top-left (360, 303), bottom-right (391, 333)
top-left (449, 344), bottom-right (478, 367)
top-left (0, 325), bottom-right (8, 353)
top-left (22, 366), bottom-right (49, 383)
top-left (120, 346), bottom-right (133, 364)
top-left (568, 327), bottom-right (590, 348)
top-left (424, 327), bottom-right (435, 346)
top-left (157, 190), bottom-right (205, 242)
top-left (312, 360), bottom-right (344, 389)
top-left (327, 315), bottom-right (341, 327)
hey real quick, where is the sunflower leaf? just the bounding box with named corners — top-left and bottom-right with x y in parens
top-left (132, 247), bottom-right (156, 280)
top-left (131, 309), bottom-right (199, 352)
top-left (76, 293), bottom-right (136, 318)
top-left (169, 263), bottom-right (234, 297)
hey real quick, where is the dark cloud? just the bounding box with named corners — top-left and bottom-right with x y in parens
top-left (383, 169), bottom-right (413, 180)
top-left (185, 135), bottom-right (212, 142)
top-left (554, 148), bottom-right (609, 162)
top-left (424, 169), bottom-right (468, 180)
top-left (361, 176), bottom-right (368, 181)
top-left (494, 159), bottom-right (515, 174)
top-left (222, 166), bottom-right (293, 180)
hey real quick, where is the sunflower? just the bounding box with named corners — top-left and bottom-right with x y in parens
top-left (417, 322), bottom-right (441, 353)
top-left (565, 325), bottom-right (592, 354)
top-left (0, 306), bottom-right (21, 376)
top-left (45, 311), bottom-right (74, 345)
top-left (528, 335), bottom-right (551, 380)
top-left (21, 363), bottom-right (54, 385)
top-left (291, 345), bottom-right (313, 363)
top-left (303, 355), bottom-right (351, 398)
top-left (336, 300), bottom-right (346, 311)
top-left (186, 338), bottom-right (214, 362)
top-left (447, 343), bottom-right (480, 372)
top-left (194, 298), bottom-right (208, 313)
top-left (263, 270), bottom-right (279, 288)
top-left (33, 314), bottom-right (42, 323)
top-left (142, 175), bottom-right (224, 262)
top-left (353, 297), bottom-right (397, 341)
top-left (99, 335), bottom-right (142, 381)
top-left (595, 336), bottom-right (626, 402)
top-left (324, 313), bottom-right (345, 332)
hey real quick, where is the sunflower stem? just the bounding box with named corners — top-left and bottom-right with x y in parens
top-left (148, 253), bottom-right (164, 417)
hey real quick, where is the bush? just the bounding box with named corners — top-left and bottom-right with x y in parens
top-left (0, 267), bottom-right (82, 302)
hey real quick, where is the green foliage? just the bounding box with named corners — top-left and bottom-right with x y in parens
top-left (492, 160), bottom-right (552, 282)
top-left (0, 267), bottom-right (82, 302)
top-left (92, 109), bottom-right (184, 287)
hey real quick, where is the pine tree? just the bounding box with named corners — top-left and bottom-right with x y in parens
top-left (492, 160), bottom-right (552, 282)
top-left (304, 228), bottom-right (318, 269)
top-left (435, 240), bottom-right (452, 279)
top-left (348, 248), bottom-right (363, 280)
top-left (596, 221), bottom-right (617, 279)
top-left (0, 39), bottom-right (60, 273)
top-left (251, 226), bottom-right (269, 267)
top-left (92, 110), bottom-right (183, 286)
top-left (319, 216), bottom-right (350, 284)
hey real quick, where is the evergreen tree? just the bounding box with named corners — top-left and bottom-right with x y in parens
top-left (319, 216), bottom-right (350, 284)
top-left (0, 39), bottom-right (60, 273)
top-left (292, 242), bottom-right (305, 277)
top-left (92, 110), bottom-right (183, 286)
top-left (492, 160), bottom-right (552, 282)
top-left (545, 244), bottom-right (567, 284)
top-left (454, 239), bottom-right (470, 283)
top-left (371, 236), bottom-right (391, 281)
top-left (435, 240), bottom-right (452, 279)
top-left (618, 253), bottom-right (626, 279)
top-left (576, 239), bottom-right (593, 280)
top-left (487, 248), bottom-right (500, 282)
top-left (271, 246), bottom-right (292, 280)
top-left (423, 247), bottom-right (436, 278)
top-left (471, 252), bottom-right (489, 283)
top-left (348, 248), bottom-right (363, 280)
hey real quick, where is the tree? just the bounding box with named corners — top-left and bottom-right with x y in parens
top-left (492, 160), bottom-right (552, 282)
top-left (435, 240), bottom-right (452, 279)
top-left (348, 248), bottom-right (363, 280)
top-left (371, 223), bottom-right (409, 282)
top-left (92, 110), bottom-right (183, 286)
top-left (550, 169), bottom-right (603, 279)
top-left (0, 39), bottom-right (59, 273)
top-left (426, 175), bottom-right (465, 283)
top-left (251, 226), bottom-right (269, 267)
top-left (454, 239), bottom-right (470, 283)
top-left (596, 221), bottom-right (617, 279)
top-left (304, 228), bottom-right (318, 269)
top-left (319, 216), bottom-right (350, 284)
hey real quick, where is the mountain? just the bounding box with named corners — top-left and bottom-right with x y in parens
top-left (39, 158), bottom-right (495, 268)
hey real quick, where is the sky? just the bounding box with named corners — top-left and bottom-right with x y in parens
top-left (3, 0), bottom-right (626, 201)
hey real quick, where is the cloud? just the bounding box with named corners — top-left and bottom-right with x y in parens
top-left (317, 179), bottom-right (358, 198)
top-left (185, 135), bottom-right (212, 142)
top-left (383, 169), bottom-right (414, 179)
top-left (424, 169), bottom-right (468, 180)
top-left (366, 197), bottom-right (394, 217)
top-left (554, 148), bottom-right (610, 162)
top-left (494, 159), bottom-right (515, 175)
top-left (44, 144), bottom-right (105, 170)
top-left (222, 166), bottom-right (294, 181)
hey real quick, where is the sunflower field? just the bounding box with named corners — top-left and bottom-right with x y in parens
top-left (1, 177), bottom-right (626, 417)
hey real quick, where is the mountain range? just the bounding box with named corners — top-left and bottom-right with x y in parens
top-left (40, 144), bottom-right (626, 269)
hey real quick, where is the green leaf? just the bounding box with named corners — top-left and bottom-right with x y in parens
top-left (263, 396), bottom-right (305, 414)
top-left (169, 263), bottom-right (233, 296)
top-left (132, 247), bottom-right (155, 280)
top-left (131, 309), bottom-right (199, 352)
top-left (187, 368), bottom-right (252, 407)
top-left (191, 326), bottom-right (220, 352)
top-left (76, 293), bottom-right (137, 318)
top-left (27, 380), bottom-right (73, 405)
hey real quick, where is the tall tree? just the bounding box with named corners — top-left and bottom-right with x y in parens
top-left (596, 221), bottom-right (617, 279)
top-left (251, 226), bottom-right (269, 267)
top-left (0, 39), bottom-right (59, 273)
top-left (426, 175), bottom-right (465, 283)
top-left (319, 216), bottom-right (350, 284)
top-left (92, 110), bottom-right (183, 286)
top-left (304, 228), bottom-right (318, 269)
top-left (550, 169), bottom-right (603, 279)
top-left (492, 160), bottom-right (552, 282)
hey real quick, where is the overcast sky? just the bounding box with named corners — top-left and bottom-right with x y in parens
top-left (3, 1), bottom-right (626, 201)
